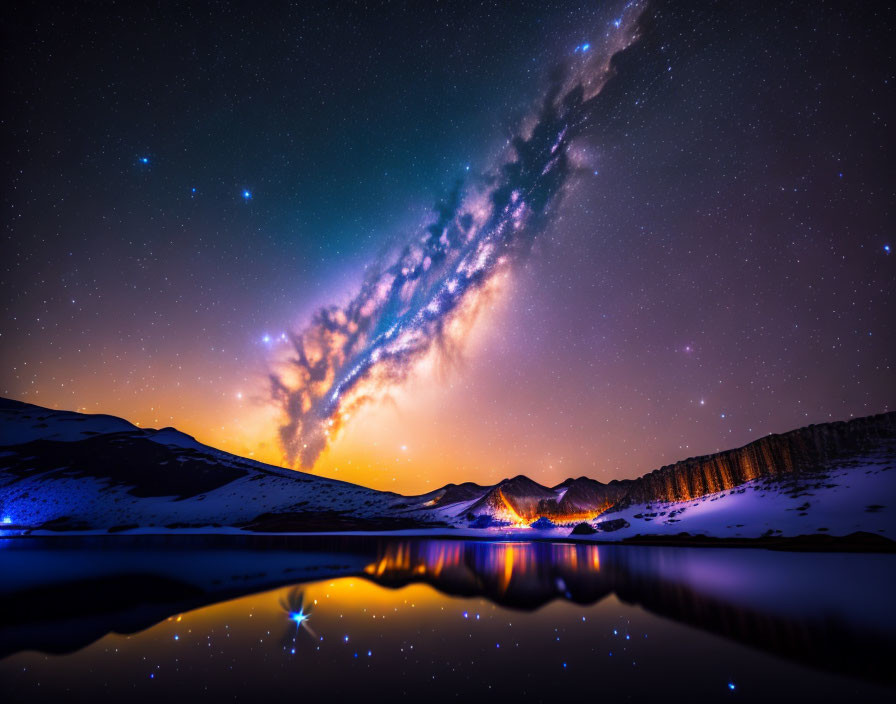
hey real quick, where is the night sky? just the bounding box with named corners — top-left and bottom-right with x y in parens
top-left (2, 1), bottom-right (893, 493)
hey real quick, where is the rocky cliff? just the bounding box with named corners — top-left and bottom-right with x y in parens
top-left (618, 411), bottom-right (896, 505)
top-left (536, 477), bottom-right (629, 521)
top-left (444, 411), bottom-right (896, 524)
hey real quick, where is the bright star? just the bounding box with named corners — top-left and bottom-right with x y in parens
top-left (613, 18), bottom-right (622, 28)
top-left (1, 516), bottom-right (11, 524)
top-left (139, 157), bottom-right (149, 164)
top-left (281, 588), bottom-right (315, 639)
top-left (581, 43), bottom-right (590, 52)
top-left (262, 334), bottom-right (271, 344)
top-left (242, 190), bottom-right (252, 200)
top-left (885, 245), bottom-right (891, 253)
top-left (728, 682), bottom-right (736, 691)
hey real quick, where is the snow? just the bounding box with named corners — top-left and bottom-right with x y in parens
top-left (2, 398), bottom-right (894, 541)
top-left (4, 455), bottom-right (892, 538)
top-left (0, 406), bottom-right (137, 445)
top-left (145, 427), bottom-right (208, 451)
top-left (0, 401), bottom-right (407, 531)
top-left (587, 456), bottom-right (896, 540)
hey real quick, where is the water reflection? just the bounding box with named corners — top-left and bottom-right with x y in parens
top-left (365, 541), bottom-right (606, 608)
top-left (1, 536), bottom-right (893, 686)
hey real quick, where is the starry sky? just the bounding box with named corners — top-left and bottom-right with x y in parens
top-left (2, 0), bottom-right (893, 493)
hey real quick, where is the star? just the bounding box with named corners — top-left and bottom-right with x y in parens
top-left (242, 189), bottom-right (252, 200)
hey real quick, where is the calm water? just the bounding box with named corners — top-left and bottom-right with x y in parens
top-left (1, 536), bottom-right (893, 702)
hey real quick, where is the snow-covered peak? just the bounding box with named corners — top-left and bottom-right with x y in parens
top-left (0, 398), bottom-right (138, 446)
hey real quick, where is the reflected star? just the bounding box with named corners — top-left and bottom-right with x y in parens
top-left (280, 587), bottom-right (316, 646)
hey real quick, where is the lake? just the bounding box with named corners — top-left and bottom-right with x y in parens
top-left (1, 536), bottom-right (893, 702)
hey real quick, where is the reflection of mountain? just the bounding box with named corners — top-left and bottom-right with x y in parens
top-left (361, 540), bottom-right (896, 684)
top-left (2, 536), bottom-right (893, 685)
top-left (0, 535), bottom-right (374, 658)
top-left (364, 540), bottom-right (609, 608)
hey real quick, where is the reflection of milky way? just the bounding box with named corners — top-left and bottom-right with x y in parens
top-left (270, 3), bottom-right (645, 468)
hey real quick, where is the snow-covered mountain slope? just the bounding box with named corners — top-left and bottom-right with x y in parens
top-left (410, 450), bottom-right (895, 541)
top-left (0, 398), bottom-right (428, 532)
top-left (1, 397), bottom-right (893, 541)
top-left (589, 451), bottom-right (896, 540)
top-left (405, 412), bottom-right (896, 531)
top-left (0, 400), bottom-right (140, 445)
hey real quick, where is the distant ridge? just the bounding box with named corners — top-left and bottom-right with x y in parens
top-left (1, 397), bottom-right (893, 537)
top-left (418, 411), bottom-right (896, 523)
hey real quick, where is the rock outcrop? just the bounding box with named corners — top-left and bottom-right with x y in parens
top-left (454, 411), bottom-right (896, 524)
top-left (537, 477), bottom-right (629, 521)
top-left (466, 475), bottom-right (558, 522)
top-left (618, 411), bottom-right (896, 505)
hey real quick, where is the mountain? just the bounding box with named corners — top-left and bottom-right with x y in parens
top-left (464, 475), bottom-right (559, 524)
top-left (1, 397), bottom-right (893, 540)
top-left (544, 477), bottom-right (630, 519)
top-left (405, 412), bottom-right (896, 539)
top-left (0, 398), bottom-right (428, 532)
top-left (618, 412), bottom-right (896, 505)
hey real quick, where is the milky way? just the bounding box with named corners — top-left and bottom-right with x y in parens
top-left (270, 3), bottom-right (645, 468)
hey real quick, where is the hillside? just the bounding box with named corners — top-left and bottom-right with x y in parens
top-left (1, 398), bottom-right (893, 540)
top-left (0, 398), bottom-right (424, 532)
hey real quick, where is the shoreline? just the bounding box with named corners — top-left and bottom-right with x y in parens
top-left (2, 528), bottom-right (893, 553)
